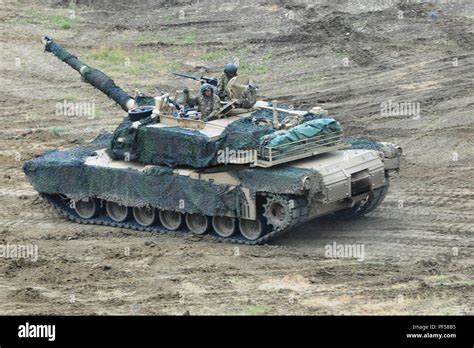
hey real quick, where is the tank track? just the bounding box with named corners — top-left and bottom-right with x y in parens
top-left (40, 193), bottom-right (308, 245)
top-left (333, 184), bottom-right (389, 219)
top-left (360, 184), bottom-right (389, 215)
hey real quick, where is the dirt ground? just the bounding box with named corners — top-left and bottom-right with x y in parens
top-left (0, 0), bottom-right (473, 315)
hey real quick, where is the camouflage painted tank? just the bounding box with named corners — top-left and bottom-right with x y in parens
top-left (23, 37), bottom-right (402, 244)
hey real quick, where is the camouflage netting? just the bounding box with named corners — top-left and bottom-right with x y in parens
top-left (23, 132), bottom-right (322, 215)
top-left (108, 109), bottom-right (329, 168)
top-left (343, 137), bottom-right (385, 150)
top-left (219, 115), bottom-right (275, 151)
top-left (108, 116), bottom-right (224, 167)
top-left (234, 165), bottom-right (316, 195)
top-left (23, 134), bottom-right (239, 216)
top-left (138, 126), bottom-right (222, 167)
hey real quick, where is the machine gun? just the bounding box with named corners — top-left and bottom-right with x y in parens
top-left (167, 97), bottom-right (202, 119)
top-left (167, 97), bottom-right (185, 116)
top-left (172, 72), bottom-right (218, 87)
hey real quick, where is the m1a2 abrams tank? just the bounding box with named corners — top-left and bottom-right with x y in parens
top-left (23, 37), bottom-right (402, 245)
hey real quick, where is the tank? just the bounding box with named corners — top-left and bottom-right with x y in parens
top-left (23, 37), bottom-right (402, 245)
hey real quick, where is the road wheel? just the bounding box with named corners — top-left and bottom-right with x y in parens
top-left (106, 201), bottom-right (130, 222)
top-left (133, 206), bottom-right (157, 227)
top-left (74, 198), bottom-right (99, 219)
top-left (159, 210), bottom-right (183, 231)
top-left (212, 216), bottom-right (236, 238)
top-left (185, 213), bottom-right (210, 235)
top-left (239, 217), bottom-right (265, 241)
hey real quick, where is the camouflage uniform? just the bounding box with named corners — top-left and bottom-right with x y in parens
top-left (237, 85), bottom-right (257, 109)
top-left (183, 92), bottom-right (222, 121)
top-left (217, 72), bottom-right (235, 99)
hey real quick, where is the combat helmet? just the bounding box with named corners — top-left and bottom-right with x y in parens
top-left (224, 63), bottom-right (238, 76)
top-left (200, 83), bottom-right (213, 94)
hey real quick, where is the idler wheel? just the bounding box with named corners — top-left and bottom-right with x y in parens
top-left (185, 213), bottom-right (210, 235)
top-left (212, 216), bottom-right (236, 238)
top-left (159, 210), bottom-right (183, 231)
top-left (133, 206), bottom-right (157, 227)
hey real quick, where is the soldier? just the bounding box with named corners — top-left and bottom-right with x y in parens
top-left (183, 83), bottom-right (222, 122)
top-left (217, 63), bottom-right (238, 100)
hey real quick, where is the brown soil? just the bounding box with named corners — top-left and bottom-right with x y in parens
top-left (0, 0), bottom-right (472, 315)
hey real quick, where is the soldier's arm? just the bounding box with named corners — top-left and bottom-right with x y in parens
top-left (217, 74), bottom-right (229, 99)
top-left (217, 73), bottom-right (225, 93)
top-left (204, 96), bottom-right (223, 121)
top-left (182, 90), bottom-right (199, 107)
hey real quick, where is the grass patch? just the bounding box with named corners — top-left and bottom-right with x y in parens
top-left (51, 15), bottom-right (74, 29)
top-left (200, 49), bottom-right (228, 61)
top-left (28, 12), bottom-right (75, 29)
top-left (94, 107), bottom-right (105, 119)
top-left (299, 74), bottom-right (322, 82)
top-left (86, 48), bottom-right (128, 65)
top-left (164, 31), bottom-right (197, 45)
top-left (169, 60), bottom-right (183, 72)
top-left (334, 51), bottom-right (349, 58)
top-left (135, 32), bottom-right (160, 45)
top-left (243, 304), bottom-right (268, 315)
top-left (180, 32), bottom-right (197, 44)
top-left (84, 47), bottom-right (181, 78)
top-left (62, 94), bottom-right (81, 102)
top-left (238, 62), bottom-right (268, 75)
top-left (49, 127), bottom-right (65, 136)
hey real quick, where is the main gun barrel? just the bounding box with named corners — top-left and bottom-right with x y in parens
top-left (42, 36), bottom-right (135, 112)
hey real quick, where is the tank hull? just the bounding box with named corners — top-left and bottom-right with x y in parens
top-left (24, 134), bottom-right (394, 244)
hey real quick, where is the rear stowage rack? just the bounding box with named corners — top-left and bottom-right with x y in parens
top-left (256, 130), bottom-right (347, 167)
